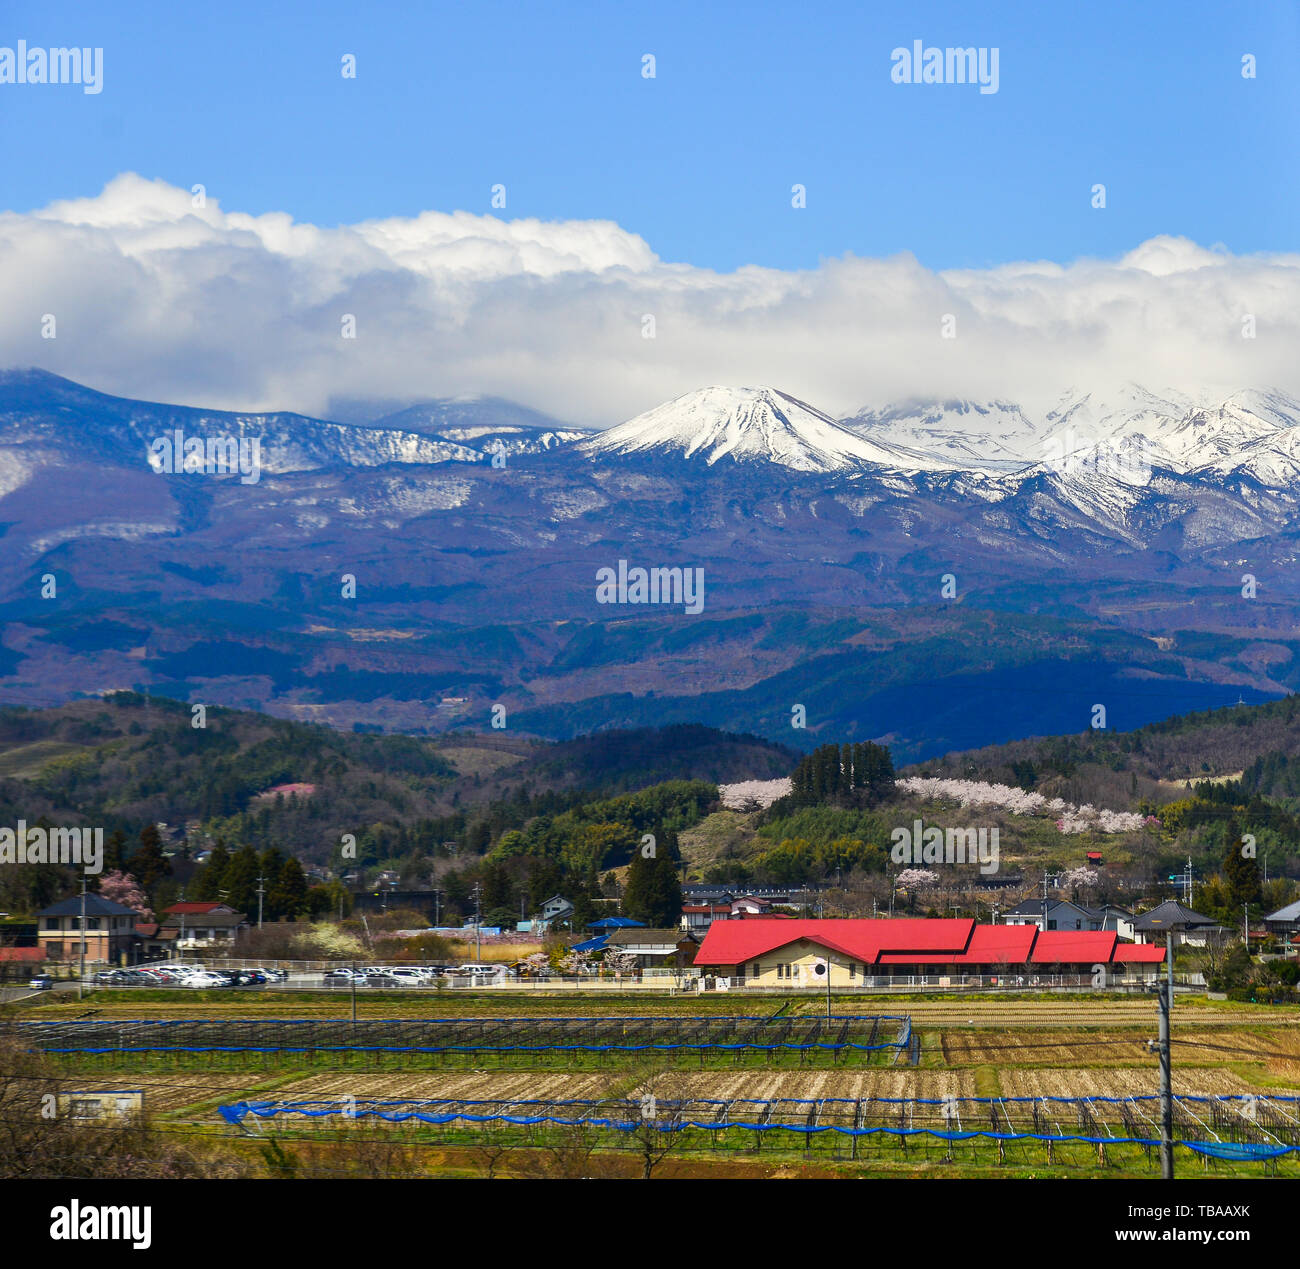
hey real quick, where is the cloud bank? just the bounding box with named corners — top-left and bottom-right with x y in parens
top-left (3, 173), bottom-right (1299, 426)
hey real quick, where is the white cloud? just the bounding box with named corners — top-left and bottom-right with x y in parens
top-left (4, 173), bottom-right (1300, 426)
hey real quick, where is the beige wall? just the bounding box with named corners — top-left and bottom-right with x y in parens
top-left (724, 939), bottom-right (870, 987)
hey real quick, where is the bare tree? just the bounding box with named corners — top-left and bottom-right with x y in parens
top-left (0, 1024), bottom-right (250, 1179)
top-left (621, 1066), bottom-right (690, 1180)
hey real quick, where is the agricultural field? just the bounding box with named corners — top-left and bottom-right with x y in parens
top-left (11, 989), bottom-right (1300, 1177)
top-left (18, 1012), bottom-right (914, 1072)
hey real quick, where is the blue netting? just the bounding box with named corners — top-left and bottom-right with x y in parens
top-left (1183, 1140), bottom-right (1297, 1161)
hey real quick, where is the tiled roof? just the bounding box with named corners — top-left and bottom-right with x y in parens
top-left (38, 894), bottom-right (138, 918)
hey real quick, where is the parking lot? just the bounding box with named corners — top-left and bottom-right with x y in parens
top-left (74, 963), bottom-right (532, 991)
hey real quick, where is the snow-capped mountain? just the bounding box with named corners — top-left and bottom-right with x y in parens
top-left (1027, 385), bottom-right (1300, 486)
top-left (837, 382), bottom-right (1300, 493)
top-left (361, 396), bottom-right (591, 457)
top-left (839, 398), bottom-right (1041, 471)
top-left (0, 369), bottom-right (582, 476)
top-left (582, 385), bottom-right (938, 473)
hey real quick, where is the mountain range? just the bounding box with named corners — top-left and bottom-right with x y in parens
top-left (1, 367), bottom-right (1298, 763)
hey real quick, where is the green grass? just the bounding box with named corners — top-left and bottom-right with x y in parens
top-left (0, 739), bottom-right (88, 779)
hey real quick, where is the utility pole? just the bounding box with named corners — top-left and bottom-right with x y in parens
top-left (77, 876), bottom-right (88, 1001)
top-left (1159, 934), bottom-right (1174, 1179)
top-left (1244, 903), bottom-right (1250, 948)
top-left (255, 875), bottom-right (266, 929)
top-left (1147, 931), bottom-right (1176, 1180)
top-left (473, 883), bottom-right (482, 961)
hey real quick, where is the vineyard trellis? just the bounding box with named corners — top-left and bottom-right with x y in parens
top-left (214, 1092), bottom-right (1300, 1172)
top-left (19, 1014), bottom-right (912, 1064)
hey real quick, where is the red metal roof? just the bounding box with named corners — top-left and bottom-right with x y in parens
top-left (1111, 944), bottom-right (1168, 963)
top-left (0, 947), bottom-right (44, 962)
top-left (1029, 930), bottom-right (1117, 964)
top-left (878, 922), bottom-right (1039, 965)
top-left (696, 919), bottom-right (1156, 967)
top-left (694, 918), bottom-right (975, 966)
top-left (166, 902), bottom-right (230, 915)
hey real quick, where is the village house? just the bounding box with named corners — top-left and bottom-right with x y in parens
top-left (1130, 900), bottom-right (1222, 949)
top-left (604, 927), bottom-right (699, 970)
top-left (1001, 898), bottom-right (1134, 938)
top-left (161, 901), bottom-right (247, 950)
top-left (37, 895), bottom-right (139, 965)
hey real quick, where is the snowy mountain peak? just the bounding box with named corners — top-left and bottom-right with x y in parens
top-left (840, 397), bottom-right (1041, 470)
top-left (583, 385), bottom-right (932, 473)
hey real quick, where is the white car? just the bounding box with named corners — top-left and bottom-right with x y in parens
top-left (459, 963), bottom-right (506, 978)
top-left (387, 968), bottom-right (429, 985)
top-left (181, 971), bottom-right (226, 988)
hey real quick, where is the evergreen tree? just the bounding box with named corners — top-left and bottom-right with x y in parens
top-left (622, 833), bottom-right (683, 927)
top-left (1222, 817), bottom-right (1262, 911)
top-left (102, 829), bottom-right (129, 874)
top-left (480, 859), bottom-right (512, 910)
top-left (645, 853), bottom-right (683, 927)
top-left (570, 891), bottom-right (597, 931)
top-left (222, 844), bottom-right (261, 915)
top-left (192, 840), bottom-right (230, 901)
top-left (267, 856), bottom-right (309, 920)
top-left (130, 823), bottom-right (172, 892)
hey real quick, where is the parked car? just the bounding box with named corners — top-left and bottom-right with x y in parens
top-left (459, 963), bottom-right (506, 977)
top-left (29, 974), bottom-right (54, 990)
top-left (323, 968), bottom-right (362, 981)
top-left (182, 971), bottom-right (227, 988)
top-left (361, 972), bottom-right (405, 988)
top-left (387, 968), bottom-right (428, 985)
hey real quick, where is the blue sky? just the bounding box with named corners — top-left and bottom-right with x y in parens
top-left (4, 0), bottom-right (1298, 272)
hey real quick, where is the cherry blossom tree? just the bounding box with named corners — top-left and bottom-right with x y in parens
top-left (898, 777), bottom-right (1145, 834)
top-left (895, 868), bottom-right (939, 890)
top-left (602, 948), bottom-right (639, 974)
top-left (718, 779), bottom-right (793, 811)
top-left (97, 871), bottom-right (154, 921)
top-left (558, 948), bottom-right (594, 976)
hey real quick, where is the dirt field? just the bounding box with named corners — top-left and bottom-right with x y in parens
top-left (22, 990), bottom-right (1300, 1176)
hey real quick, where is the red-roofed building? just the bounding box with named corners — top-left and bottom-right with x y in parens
top-left (681, 904), bottom-right (732, 935)
top-left (1029, 930), bottom-right (1117, 965)
top-left (693, 918), bottom-right (1162, 986)
top-left (1111, 944), bottom-right (1168, 964)
top-left (165, 902), bottom-right (237, 917)
top-left (0, 947), bottom-right (46, 963)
